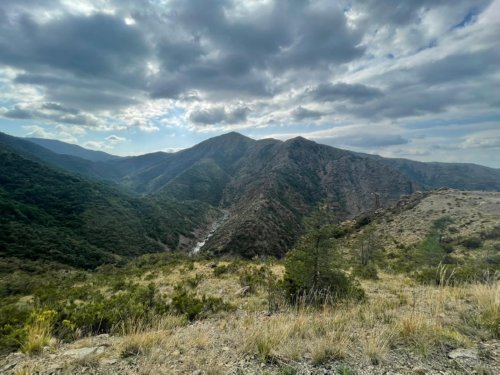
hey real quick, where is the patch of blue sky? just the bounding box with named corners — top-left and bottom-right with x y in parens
top-left (0, 99), bottom-right (17, 108)
top-left (452, 9), bottom-right (479, 30)
top-left (0, 119), bottom-right (29, 137)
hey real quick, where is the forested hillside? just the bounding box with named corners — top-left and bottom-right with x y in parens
top-left (0, 148), bottom-right (215, 268)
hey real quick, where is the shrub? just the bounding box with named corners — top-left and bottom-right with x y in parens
top-left (170, 287), bottom-right (234, 321)
top-left (238, 266), bottom-right (267, 294)
top-left (0, 304), bottom-right (30, 354)
top-left (413, 234), bottom-right (446, 266)
top-left (352, 263), bottom-right (379, 280)
top-left (213, 264), bottom-right (230, 277)
top-left (462, 237), bottom-right (482, 249)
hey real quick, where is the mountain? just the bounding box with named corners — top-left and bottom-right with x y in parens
top-left (200, 136), bottom-right (419, 257)
top-left (0, 132), bottom-right (119, 181)
top-left (26, 137), bottom-right (121, 162)
top-left (0, 147), bottom-right (216, 268)
top-left (0, 132), bottom-right (169, 183)
top-left (2, 130), bottom-right (500, 261)
top-left (368, 156), bottom-right (500, 191)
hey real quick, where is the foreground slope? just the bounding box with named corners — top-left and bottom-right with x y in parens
top-left (1, 257), bottom-right (498, 374)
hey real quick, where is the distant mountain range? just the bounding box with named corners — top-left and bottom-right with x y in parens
top-left (26, 137), bottom-right (121, 162)
top-left (1, 131), bottom-right (500, 265)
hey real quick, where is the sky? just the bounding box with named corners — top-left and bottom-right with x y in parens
top-left (0, 0), bottom-right (499, 167)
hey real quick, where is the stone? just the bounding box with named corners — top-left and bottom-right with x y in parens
top-left (412, 366), bottom-right (428, 374)
top-left (63, 346), bottom-right (105, 359)
top-left (102, 359), bottom-right (118, 366)
top-left (447, 348), bottom-right (478, 360)
top-left (1, 362), bottom-right (17, 372)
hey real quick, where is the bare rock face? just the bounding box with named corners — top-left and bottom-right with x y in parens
top-left (447, 348), bottom-right (478, 360)
top-left (63, 346), bottom-right (106, 360)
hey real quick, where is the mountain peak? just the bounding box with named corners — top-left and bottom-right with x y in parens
top-left (194, 132), bottom-right (254, 149)
top-left (215, 131), bottom-right (253, 141)
top-left (288, 136), bottom-right (313, 143)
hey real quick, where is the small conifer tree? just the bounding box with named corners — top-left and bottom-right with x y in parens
top-left (282, 205), bottom-right (364, 305)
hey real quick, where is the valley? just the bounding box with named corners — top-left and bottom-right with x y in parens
top-left (0, 132), bottom-right (499, 374)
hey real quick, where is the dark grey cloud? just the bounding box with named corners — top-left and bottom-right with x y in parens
top-left (0, 13), bottom-right (150, 84)
top-left (189, 107), bottom-right (226, 125)
top-left (41, 103), bottom-right (79, 115)
top-left (344, 46), bottom-right (500, 121)
top-left (1, 104), bottom-right (99, 126)
top-left (417, 50), bottom-right (499, 85)
top-left (189, 106), bottom-right (249, 125)
top-left (148, 0), bottom-right (364, 99)
top-left (308, 83), bottom-right (383, 103)
top-left (3, 107), bottom-right (33, 119)
top-left (0, 8), bottom-right (149, 113)
top-left (292, 107), bottom-right (324, 120)
top-left (347, 85), bottom-right (456, 120)
top-left (14, 73), bottom-right (139, 111)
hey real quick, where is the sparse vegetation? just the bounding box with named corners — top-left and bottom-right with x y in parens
top-left (1, 185), bottom-right (499, 373)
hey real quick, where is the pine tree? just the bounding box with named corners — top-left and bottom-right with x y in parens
top-left (282, 205), bottom-right (364, 305)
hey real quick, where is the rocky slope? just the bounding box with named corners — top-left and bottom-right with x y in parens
top-left (3, 130), bottom-right (500, 259)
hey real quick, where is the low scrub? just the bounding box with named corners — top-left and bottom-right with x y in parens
top-left (171, 287), bottom-right (234, 321)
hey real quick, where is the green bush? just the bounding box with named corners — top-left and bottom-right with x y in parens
top-left (0, 304), bottom-right (30, 355)
top-left (352, 263), bottom-right (379, 280)
top-left (170, 287), bottom-right (234, 321)
top-left (238, 266), bottom-right (267, 294)
top-left (462, 237), bottom-right (482, 249)
top-left (415, 264), bottom-right (497, 286)
top-left (213, 264), bottom-right (230, 277)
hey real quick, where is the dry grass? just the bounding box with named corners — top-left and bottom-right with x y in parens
top-left (113, 272), bottom-right (499, 372)
top-left (470, 283), bottom-right (500, 338)
top-left (118, 315), bottom-right (187, 357)
top-left (8, 262), bottom-right (499, 374)
top-left (21, 310), bottom-right (57, 355)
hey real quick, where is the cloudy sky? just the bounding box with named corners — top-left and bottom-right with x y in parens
top-left (0, 0), bottom-right (499, 167)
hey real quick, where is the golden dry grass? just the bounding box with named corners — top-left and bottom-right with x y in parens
top-left (8, 262), bottom-right (499, 374)
top-left (108, 269), bottom-right (499, 372)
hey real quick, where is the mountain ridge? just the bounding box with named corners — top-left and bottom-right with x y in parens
top-left (2, 130), bottom-right (500, 260)
top-left (26, 137), bottom-right (121, 162)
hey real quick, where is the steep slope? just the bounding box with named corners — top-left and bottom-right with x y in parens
top-left (121, 132), bottom-right (254, 194)
top-left (203, 137), bottom-right (418, 257)
top-left (3, 130), bottom-right (500, 259)
top-left (0, 147), bottom-right (216, 268)
top-left (26, 138), bottom-right (121, 162)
